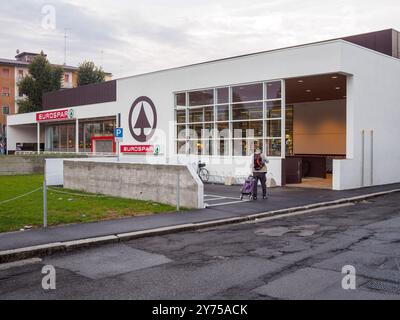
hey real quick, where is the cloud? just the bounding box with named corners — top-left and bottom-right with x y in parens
top-left (0, 0), bottom-right (399, 78)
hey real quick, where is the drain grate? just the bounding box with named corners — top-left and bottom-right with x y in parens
top-left (363, 279), bottom-right (400, 294)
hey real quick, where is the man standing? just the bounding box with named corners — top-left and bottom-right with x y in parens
top-left (251, 147), bottom-right (268, 200)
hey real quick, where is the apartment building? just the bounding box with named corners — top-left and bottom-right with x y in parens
top-left (0, 51), bottom-right (112, 144)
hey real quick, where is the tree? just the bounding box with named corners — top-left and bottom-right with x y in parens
top-left (77, 61), bottom-right (105, 86)
top-left (18, 53), bottom-right (63, 113)
top-left (134, 103), bottom-right (151, 141)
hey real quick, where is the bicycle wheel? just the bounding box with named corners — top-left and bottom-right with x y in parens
top-left (199, 168), bottom-right (210, 182)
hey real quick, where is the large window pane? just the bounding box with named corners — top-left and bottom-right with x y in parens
top-left (188, 140), bottom-right (203, 155)
top-left (216, 122), bottom-right (229, 139)
top-left (266, 139), bottom-right (281, 156)
top-left (217, 87), bottom-right (229, 104)
top-left (232, 102), bottom-right (263, 120)
top-left (285, 105), bottom-right (294, 156)
top-left (204, 106), bottom-right (214, 122)
top-left (188, 89), bottom-right (214, 106)
top-left (233, 121), bottom-right (263, 138)
top-left (175, 93), bottom-right (186, 107)
top-left (216, 139), bottom-right (230, 156)
top-left (266, 100), bottom-right (281, 118)
top-left (176, 125), bottom-right (187, 139)
top-left (176, 141), bottom-right (186, 154)
top-left (203, 139), bottom-right (214, 156)
top-left (233, 139), bottom-right (263, 156)
top-left (204, 123), bottom-right (214, 139)
top-left (232, 83), bottom-right (263, 103)
top-left (266, 81), bottom-right (282, 100)
top-left (188, 108), bottom-right (203, 123)
top-left (188, 124), bottom-right (203, 139)
top-left (78, 118), bottom-right (116, 152)
top-left (217, 104), bottom-right (229, 121)
top-left (266, 120), bottom-right (281, 137)
top-left (176, 110), bottom-right (186, 123)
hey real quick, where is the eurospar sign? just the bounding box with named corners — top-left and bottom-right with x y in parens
top-left (36, 109), bottom-right (75, 122)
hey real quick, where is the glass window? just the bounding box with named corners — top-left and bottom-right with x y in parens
top-left (2, 87), bottom-right (10, 96)
top-left (204, 106), bottom-right (214, 122)
top-left (266, 100), bottom-right (281, 118)
top-left (233, 140), bottom-right (248, 156)
top-left (176, 141), bottom-right (187, 154)
top-left (188, 123), bottom-right (203, 139)
top-left (233, 121), bottom-right (263, 138)
top-left (176, 125), bottom-right (186, 139)
top-left (78, 118), bottom-right (116, 152)
top-left (204, 123), bottom-right (214, 139)
top-left (202, 139), bottom-right (214, 156)
top-left (188, 108), bottom-right (203, 123)
top-left (175, 93), bottom-right (186, 107)
top-left (217, 104), bottom-right (229, 121)
top-left (266, 139), bottom-right (281, 157)
top-left (188, 89), bottom-right (213, 106)
top-left (216, 122), bottom-right (229, 139)
top-left (232, 83), bottom-right (263, 103)
top-left (232, 102), bottom-right (263, 120)
top-left (174, 79), bottom-right (284, 158)
top-left (217, 87), bottom-right (229, 104)
top-left (266, 120), bottom-right (281, 137)
top-left (2, 105), bottom-right (9, 115)
top-left (285, 105), bottom-right (294, 156)
top-left (2, 69), bottom-right (9, 78)
top-left (266, 81), bottom-right (282, 100)
top-left (176, 110), bottom-right (186, 123)
top-left (233, 139), bottom-right (263, 156)
top-left (188, 140), bottom-right (203, 155)
top-left (216, 139), bottom-right (229, 156)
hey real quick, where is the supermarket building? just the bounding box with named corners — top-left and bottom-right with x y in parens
top-left (6, 29), bottom-right (400, 190)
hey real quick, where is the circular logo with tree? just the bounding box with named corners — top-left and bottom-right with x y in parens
top-left (128, 96), bottom-right (158, 142)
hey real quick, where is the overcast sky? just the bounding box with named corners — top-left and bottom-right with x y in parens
top-left (1, 0), bottom-right (399, 78)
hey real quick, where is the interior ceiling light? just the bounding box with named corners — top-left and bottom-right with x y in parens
top-left (306, 89), bottom-right (311, 92)
top-left (335, 87), bottom-right (341, 90)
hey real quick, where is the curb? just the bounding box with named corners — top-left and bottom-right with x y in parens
top-left (1, 188), bottom-right (399, 264)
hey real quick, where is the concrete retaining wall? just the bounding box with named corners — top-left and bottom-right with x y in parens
top-left (0, 156), bottom-right (45, 175)
top-left (0, 155), bottom-right (89, 176)
top-left (63, 160), bottom-right (203, 209)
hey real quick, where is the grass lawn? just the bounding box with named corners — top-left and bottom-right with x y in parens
top-left (0, 174), bottom-right (176, 233)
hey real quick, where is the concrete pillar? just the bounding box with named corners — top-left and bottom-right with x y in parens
top-left (75, 119), bottom-right (79, 154)
top-left (37, 123), bottom-right (40, 154)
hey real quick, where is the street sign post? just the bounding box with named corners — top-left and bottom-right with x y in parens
top-left (114, 127), bottom-right (123, 161)
top-left (114, 127), bottom-right (123, 141)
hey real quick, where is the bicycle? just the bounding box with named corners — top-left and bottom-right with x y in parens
top-left (197, 161), bottom-right (210, 182)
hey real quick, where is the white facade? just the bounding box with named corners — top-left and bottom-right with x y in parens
top-left (7, 39), bottom-right (400, 190)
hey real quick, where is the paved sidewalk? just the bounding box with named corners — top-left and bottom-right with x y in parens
top-left (1, 183), bottom-right (400, 251)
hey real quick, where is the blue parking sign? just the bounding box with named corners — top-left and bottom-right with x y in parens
top-left (114, 128), bottom-right (123, 138)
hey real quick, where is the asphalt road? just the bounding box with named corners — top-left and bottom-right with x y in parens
top-left (1, 193), bottom-right (400, 300)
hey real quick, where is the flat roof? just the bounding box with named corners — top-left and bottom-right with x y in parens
top-left (113, 29), bottom-right (399, 82)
